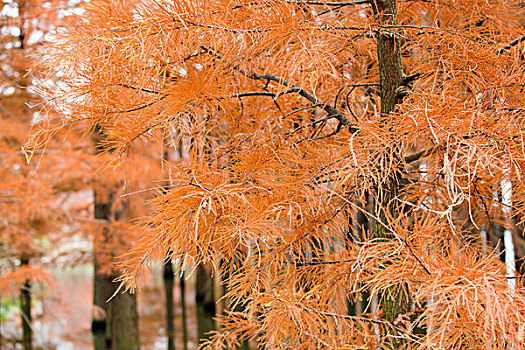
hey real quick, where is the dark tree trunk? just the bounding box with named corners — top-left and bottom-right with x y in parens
top-left (92, 256), bottom-right (113, 350)
top-left (180, 272), bottom-right (188, 350)
top-left (110, 287), bottom-right (139, 350)
top-left (92, 191), bottom-right (113, 350)
top-left (20, 255), bottom-right (31, 350)
top-left (371, 0), bottom-right (411, 347)
top-left (371, 0), bottom-right (405, 118)
top-left (164, 258), bottom-right (175, 350)
top-left (92, 131), bottom-right (139, 350)
top-left (196, 264), bottom-right (215, 344)
top-left (162, 138), bottom-right (176, 350)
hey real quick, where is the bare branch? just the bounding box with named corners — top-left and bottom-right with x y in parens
top-left (201, 45), bottom-right (359, 133)
top-left (230, 88), bottom-right (299, 99)
top-left (287, 0), bottom-right (370, 5)
top-left (404, 147), bottom-right (437, 164)
top-left (497, 34), bottom-right (525, 55)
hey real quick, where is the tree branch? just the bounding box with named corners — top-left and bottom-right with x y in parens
top-left (287, 0), bottom-right (370, 5)
top-left (108, 95), bottom-right (168, 114)
top-left (402, 72), bottom-right (425, 86)
top-left (497, 34), bottom-right (525, 55)
top-left (294, 258), bottom-right (354, 267)
top-left (404, 146), bottom-right (437, 164)
top-left (201, 45), bottom-right (358, 133)
top-left (109, 83), bottom-right (161, 95)
top-left (230, 88), bottom-right (300, 99)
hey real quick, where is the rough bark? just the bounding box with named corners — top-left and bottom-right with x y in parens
top-left (371, 0), bottom-right (411, 347)
top-left (109, 289), bottom-right (139, 350)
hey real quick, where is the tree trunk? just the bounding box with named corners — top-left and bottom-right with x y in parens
top-left (92, 193), bottom-right (112, 350)
top-left (372, 0), bottom-right (404, 118)
top-left (196, 264), bottom-right (215, 344)
top-left (92, 256), bottom-right (113, 350)
top-left (164, 258), bottom-right (175, 350)
top-left (20, 255), bottom-right (31, 350)
top-left (371, 0), bottom-right (411, 347)
top-left (110, 286), bottom-right (139, 350)
top-left (162, 137), bottom-right (176, 350)
top-left (92, 131), bottom-right (139, 350)
top-left (180, 272), bottom-right (188, 350)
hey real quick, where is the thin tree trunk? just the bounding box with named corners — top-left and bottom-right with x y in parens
top-left (17, 6), bottom-right (31, 349)
top-left (164, 258), bottom-right (175, 350)
top-left (371, 0), bottom-right (411, 347)
top-left (92, 256), bottom-right (113, 350)
top-left (162, 136), bottom-right (176, 350)
top-left (180, 272), bottom-right (188, 350)
top-left (213, 263), bottom-right (224, 330)
top-left (20, 255), bottom-right (31, 350)
top-left (92, 193), bottom-right (112, 350)
top-left (196, 264), bottom-right (215, 344)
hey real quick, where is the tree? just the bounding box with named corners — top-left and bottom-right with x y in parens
top-left (0, 2), bottom-right (153, 349)
top-left (0, 1), bottom-right (89, 348)
top-left (32, 0), bottom-right (525, 348)
top-left (88, 138), bottom-right (162, 350)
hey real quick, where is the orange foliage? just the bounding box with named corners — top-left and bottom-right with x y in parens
top-left (0, 266), bottom-right (53, 295)
top-left (33, 0), bottom-right (525, 348)
top-left (0, 0), bottom-right (93, 301)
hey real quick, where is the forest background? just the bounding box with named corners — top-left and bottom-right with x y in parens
top-left (3, 0), bottom-right (525, 349)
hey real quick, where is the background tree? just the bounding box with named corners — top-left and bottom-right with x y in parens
top-left (32, 0), bottom-right (525, 348)
top-left (0, 0), bottom-right (90, 348)
top-left (88, 149), bottom-right (162, 350)
top-left (0, 1), bottom-right (161, 348)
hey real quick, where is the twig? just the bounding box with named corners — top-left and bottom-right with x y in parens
top-left (404, 147), bottom-right (437, 163)
top-left (496, 34), bottom-right (525, 55)
top-left (288, 0), bottom-right (370, 5)
top-left (230, 88), bottom-right (299, 99)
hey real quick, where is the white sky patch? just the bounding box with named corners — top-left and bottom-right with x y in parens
top-left (28, 30), bottom-right (44, 45)
top-left (501, 177), bottom-right (515, 289)
top-left (10, 26), bottom-right (20, 36)
top-left (0, 1), bottom-right (18, 18)
top-left (32, 111), bottom-right (44, 124)
top-left (0, 86), bottom-right (15, 95)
